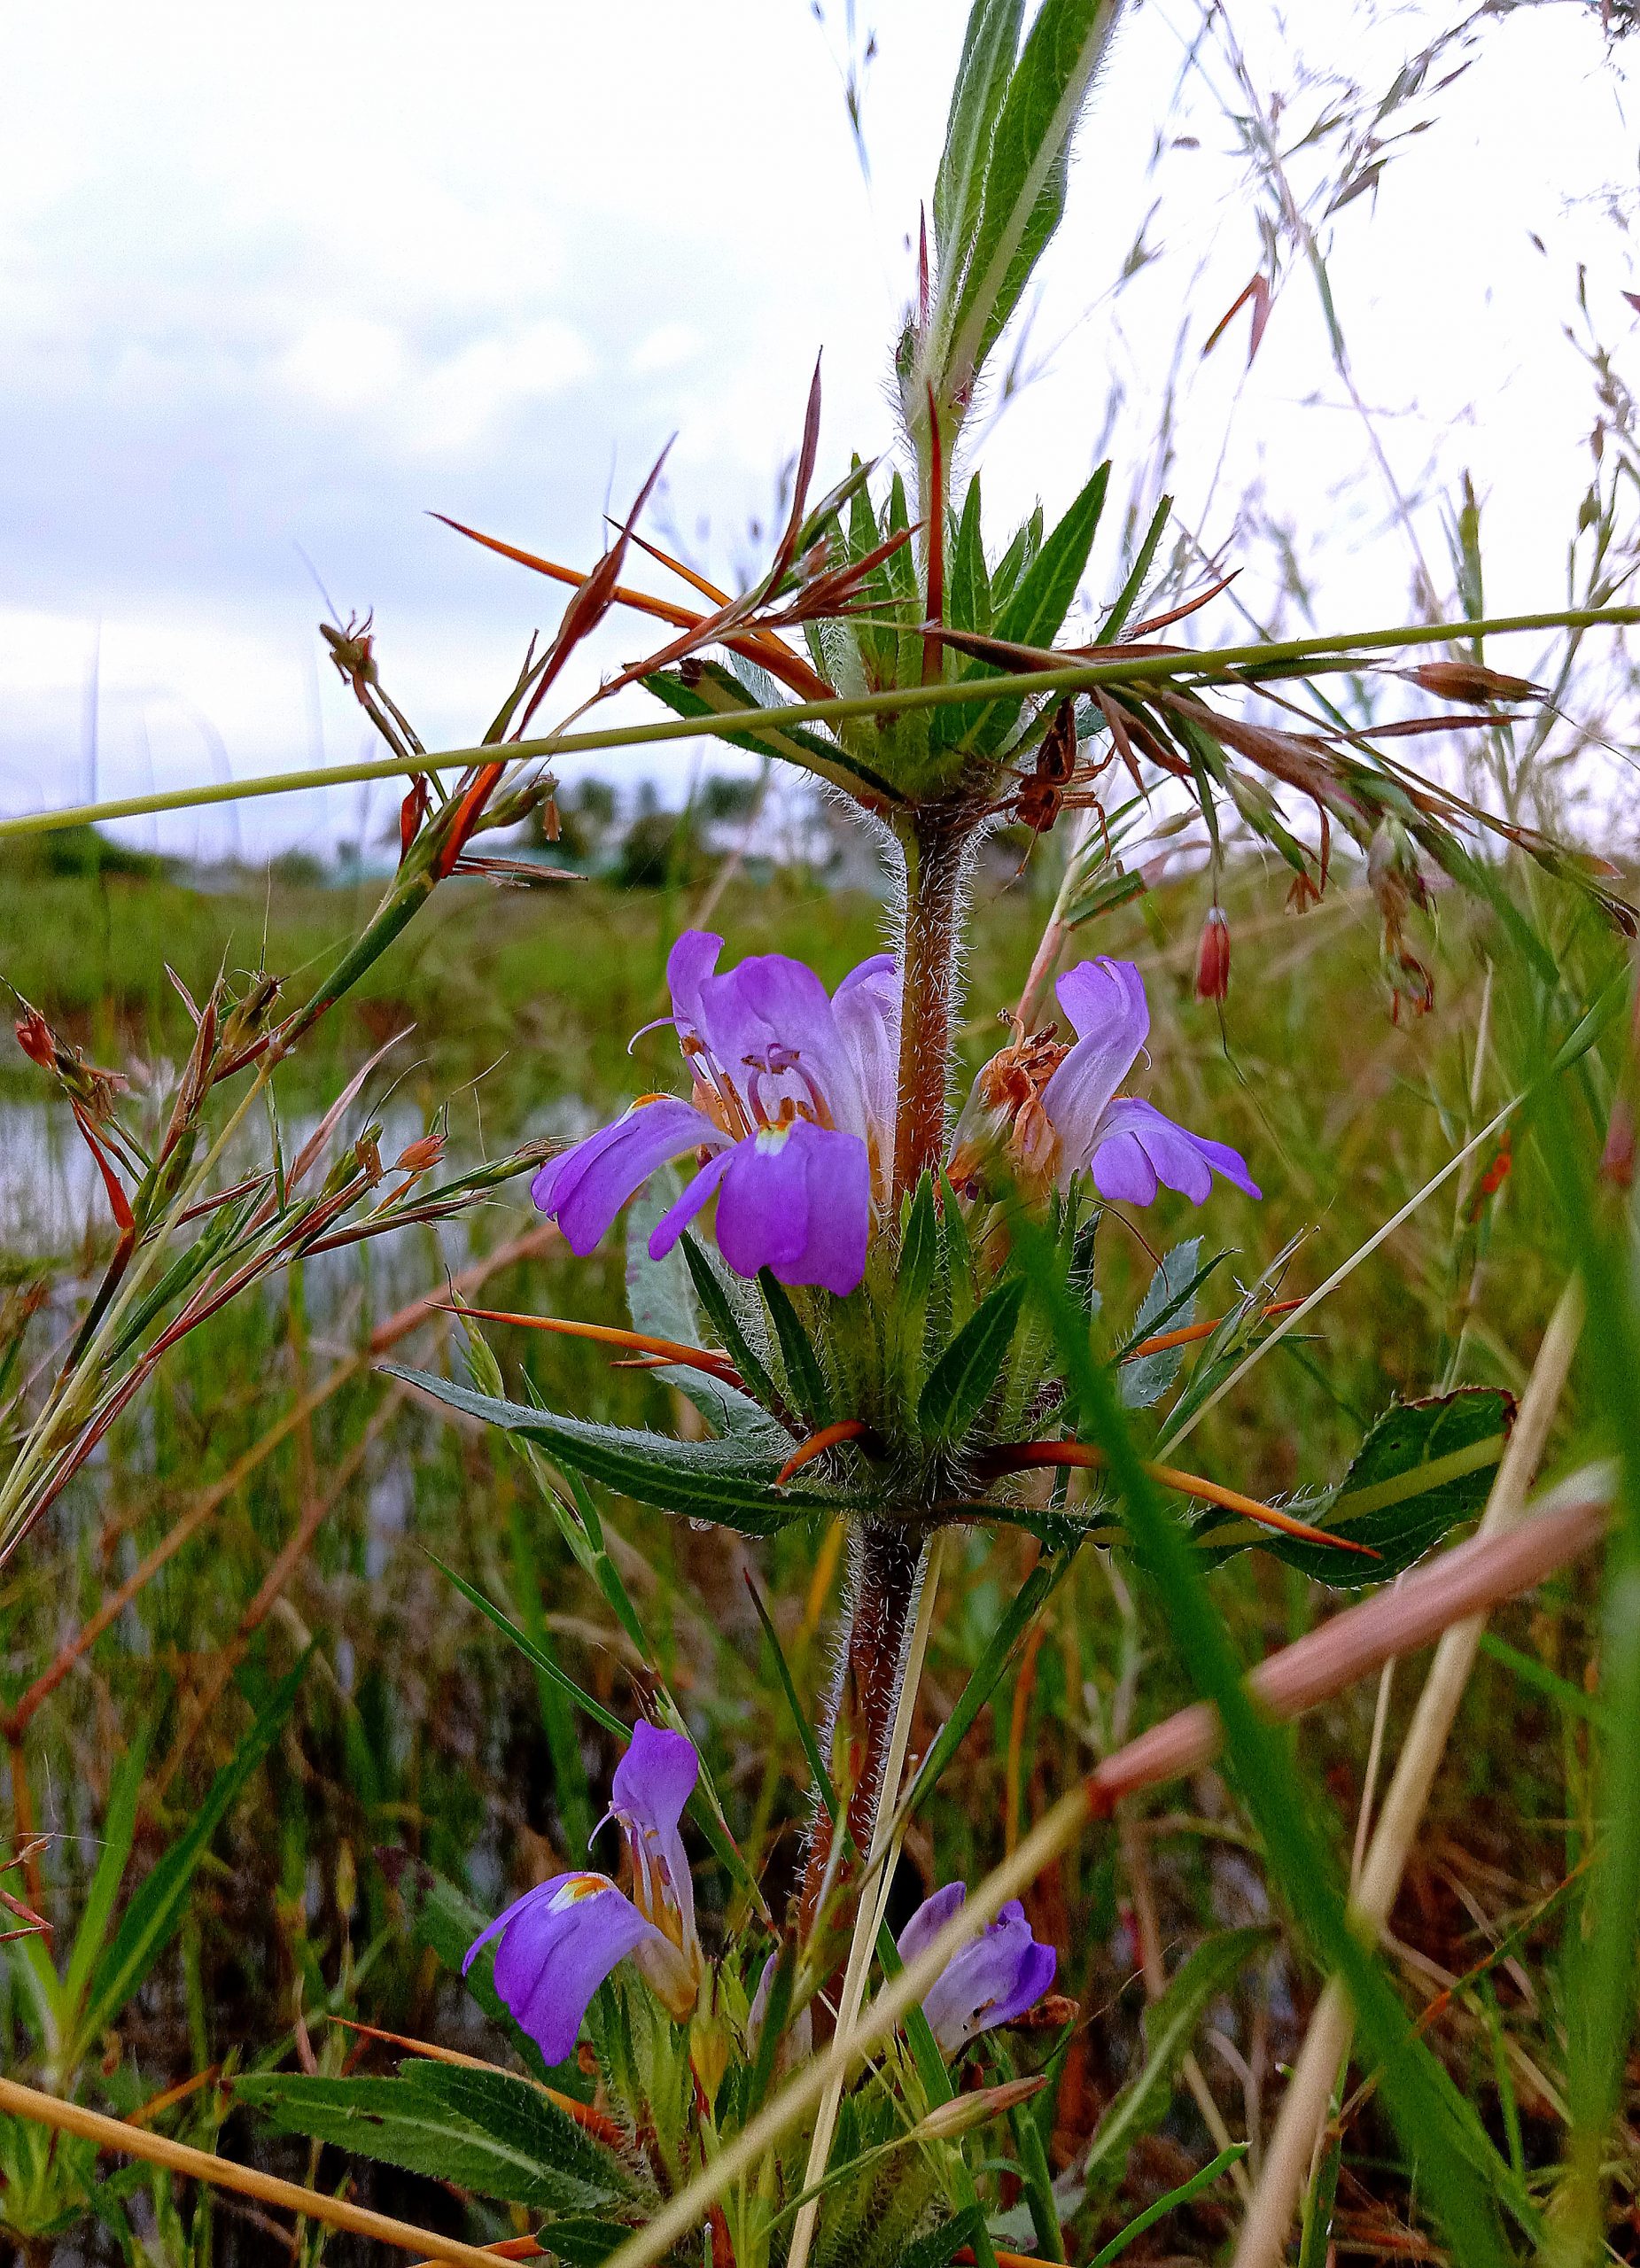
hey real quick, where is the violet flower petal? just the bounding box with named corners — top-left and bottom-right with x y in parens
top-left (464, 1872), bottom-right (658, 2068)
top-left (1040, 959), bottom-right (1151, 1166)
top-left (696, 953), bottom-right (863, 1142)
top-left (919, 1898), bottom-right (1057, 2057)
top-left (1091, 1096), bottom-right (1260, 1206)
top-left (834, 951), bottom-right (901, 1172)
top-left (647, 1146), bottom-right (736, 1262)
top-left (609, 1720), bottom-right (701, 1953)
top-left (713, 1120), bottom-right (871, 1295)
top-left (665, 929), bottom-right (724, 1047)
top-left (533, 1097), bottom-right (722, 1254)
top-left (896, 1880), bottom-right (967, 1965)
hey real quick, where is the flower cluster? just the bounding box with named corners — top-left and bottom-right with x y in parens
top-left (466, 1723), bottom-right (1056, 2070)
top-left (532, 931), bottom-right (1256, 1298)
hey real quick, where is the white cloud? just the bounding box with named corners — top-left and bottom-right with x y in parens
top-left (0, 0), bottom-right (1635, 850)
top-left (629, 322), bottom-right (701, 378)
top-left (280, 316), bottom-right (410, 414)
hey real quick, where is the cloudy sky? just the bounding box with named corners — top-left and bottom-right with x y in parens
top-left (2, 0), bottom-right (1636, 858)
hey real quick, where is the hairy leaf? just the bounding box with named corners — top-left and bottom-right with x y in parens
top-left (387, 1367), bottom-right (852, 1534)
top-left (919, 1276), bottom-right (1028, 1441)
top-left (1118, 1238), bottom-right (1205, 1409)
top-left (237, 2064), bottom-right (628, 2211)
top-left (1246, 1387), bottom-right (1514, 1589)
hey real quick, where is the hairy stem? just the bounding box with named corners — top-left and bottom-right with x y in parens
top-left (893, 814), bottom-right (969, 1203)
top-left (799, 1519), bottom-right (926, 1934)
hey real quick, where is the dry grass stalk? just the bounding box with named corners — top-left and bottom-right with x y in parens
top-left (1229, 1282), bottom-right (1586, 2268)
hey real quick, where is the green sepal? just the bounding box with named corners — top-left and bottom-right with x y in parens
top-left (680, 1232), bottom-right (786, 1417)
top-left (641, 661), bottom-right (899, 804)
top-left (942, 462), bottom-right (1110, 755)
top-left (949, 476), bottom-right (991, 635)
top-left (758, 1269), bottom-right (834, 1425)
top-left (918, 1275), bottom-right (1028, 1442)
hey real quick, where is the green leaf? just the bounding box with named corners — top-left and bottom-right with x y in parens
top-left (431, 1555), bottom-right (628, 1742)
top-left (950, 478), bottom-right (991, 637)
top-left (1087, 2142), bottom-right (1248, 2267)
top-left (1081, 1930), bottom-right (1271, 2193)
top-left (990, 504), bottom-right (1042, 613)
top-left (892, 2207), bottom-right (983, 2268)
top-left (537, 2220), bottom-right (635, 2267)
top-left (1249, 1388), bottom-right (1513, 1589)
top-left (641, 662), bottom-right (899, 803)
top-left (680, 1232), bottom-right (785, 1417)
top-left (881, 470), bottom-right (924, 690)
top-left (946, 463), bottom-right (1109, 755)
top-left (919, 1275), bottom-right (1027, 1441)
top-left (626, 1169), bottom-right (771, 1439)
top-left (937, 0), bottom-right (1122, 398)
top-left (933, 0), bottom-right (1024, 261)
top-left (386, 1368), bottom-right (846, 1535)
top-left (387, 1854), bottom-right (559, 2081)
top-left (82, 1653), bottom-right (307, 2044)
top-left (1016, 1211), bottom-right (1529, 2267)
top-left (1118, 1239), bottom-right (1204, 1410)
top-left (237, 2065), bottom-right (628, 2210)
top-left (62, 1724), bottom-right (153, 2024)
top-left (937, 1170), bottom-right (977, 1330)
top-left (408, 2063), bottom-right (633, 2202)
top-left (758, 1270), bottom-right (833, 1425)
top-left (1095, 494), bottom-right (1171, 642)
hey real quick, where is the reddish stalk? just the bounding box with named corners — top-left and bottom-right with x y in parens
top-left (983, 1440), bottom-right (1380, 1558)
top-left (439, 1305), bottom-right (741, 1386)
top-left (775, 1420), bottom-right (870, 1487)
top-left (798, 1520), bottom-right (925, 1934)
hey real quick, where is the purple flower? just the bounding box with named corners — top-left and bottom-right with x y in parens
top-left (532, 929), bottom-right (899, 1297)
top-left (949, 958), bottom-right (1259, 1208)
top-left (897, 1884), bottom-right (1057, 2058)
top-left (464, 1720), bottom-right (703, 2063)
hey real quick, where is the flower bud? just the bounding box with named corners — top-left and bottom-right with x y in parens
top-left (912, 2075), bottom-right (1046, 2142)
top-left (1195, 905), bottom-right (1231, 1003)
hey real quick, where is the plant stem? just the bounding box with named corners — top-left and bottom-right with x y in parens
top-left (788, 1534), bottom-right (945, 2268)
top-left (9, 603), bottom-right (1640, 842)
top-left (893, 812), bottom-right (970, 1202)
top-left (800, 1520), bottom-right (926, 1933)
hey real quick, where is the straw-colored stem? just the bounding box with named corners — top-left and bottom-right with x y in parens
top-left (6, 605), bottom-right (1638, 843)
top-left (1230, 1282), bottom-right (1584, 2268)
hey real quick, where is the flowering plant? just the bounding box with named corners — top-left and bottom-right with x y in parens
top-left (202, 0), bottom-right (1633, 2262)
